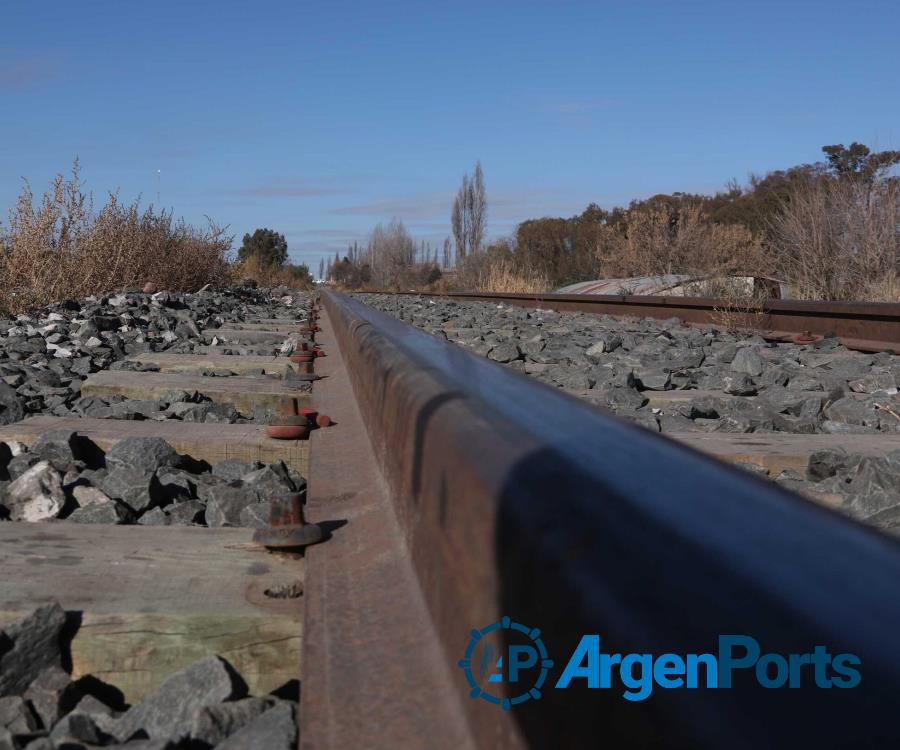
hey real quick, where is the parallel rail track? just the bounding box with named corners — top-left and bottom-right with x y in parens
top-left (300, 289), bottom-right (900, 749)
top-left (388, 290), bottom-right (900, 352)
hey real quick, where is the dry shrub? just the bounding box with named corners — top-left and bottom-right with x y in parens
top-left (0, 161), bottom-right (232, 313)
top-left (425, 274), bottom-right (458, 293)
top-left (699, 277), bottom-right (772, 334)
top-left (770, 177), bottom-right (900, 301)
top-left (862, 272), bottom-right (900, 302)
top-left (593, 204), bottom-right (773, 334)
top-left (237, 254), bottom-right (313, 289)
top-left (602, 204), bottom-right (768, 278)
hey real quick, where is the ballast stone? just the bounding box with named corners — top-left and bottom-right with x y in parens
top-left (71, 485), bottom-right (113, 508)
top-left (104, 437), bottom-right (182, 474)
top-left (849, 372), bottom-right (897, 394)
top-left (100, 467), bottom-right (163, 514)
top-left (66, 500), bottom-right (136, 524)
top-left (212, 458), bottom-right (262, 483)
top-left (113, 656), bottom-right (245, 743)
top-left (722, 373), bottom-right (757, 396)
top-left (3, 462), bottom-right (66, 521)
top-left (204, 485), bottom-right (262, 527)
top-left (49, 710), bottom-right (106, 744)
top-left (188, 696), bottom-right (275, 747)
top-left (0, 604), bottom-right (66, 698)
top-left (215, 700), bottom-right (297, 750)
top-left (0, 383), bottom-right (25, 426)
top-left (730, 347), bottom-right (767, 376)
top-left (0, 695), bottom-right (40, 734)
top-left (23, 666), bottom-right (80, 730)
top-left (29, 428), bottom-right (90, 470)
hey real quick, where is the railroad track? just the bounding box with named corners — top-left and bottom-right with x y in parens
top-left (304, 290), bottom-right (900, 748)
top-left (3, 287), bottom-right (900, 748)
top-left (389, 290), bottom-right (900, 353)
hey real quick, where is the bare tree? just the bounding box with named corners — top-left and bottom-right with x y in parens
top-left (442, 236), bottom-right (452, 269)
top-left (451, 162), bottom-right (487, 259)
top-left (318, 257), bottom-right (324, 280)
top-left (452, 177), bottom-right (466, 260)
top-left (470, 161), bottom-right (486, 253)
top-left (366, 218), bottom-right (417, 288)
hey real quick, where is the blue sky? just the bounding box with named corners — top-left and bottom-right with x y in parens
top-left (2, 0), bottom-right (898, 276)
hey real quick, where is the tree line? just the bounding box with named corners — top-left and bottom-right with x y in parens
top-left (324, 161), bottom-right (486, 289)
top-left (325, 143), bottom-right (900, 301)
top-left (472, 142), bottom-right (900, 300)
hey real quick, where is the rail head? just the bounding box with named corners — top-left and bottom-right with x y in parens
top-left (318, 288), bottom-right (900, 748)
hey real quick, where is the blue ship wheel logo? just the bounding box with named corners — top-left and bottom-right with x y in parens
top-left (457, 615), bottom-right (553, 710)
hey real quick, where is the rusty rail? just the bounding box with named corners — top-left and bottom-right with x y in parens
top-left (302, 289), bottom-right (900, 749)
top-left (386, 290), bottom-right (900, 352)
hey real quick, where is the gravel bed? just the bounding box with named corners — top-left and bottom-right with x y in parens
top-left (356, 293), bottom-right (900, 532)
top-left (0, 289), bottom-right (307, 749)
top-left (0, 284), bottom-right (313, 528)
top-left (0, 285), bottom-right (309, 426)
top-left (0, 432), bottom-right (304, 528)
top-left (0, 604), bottom-right (298, 749)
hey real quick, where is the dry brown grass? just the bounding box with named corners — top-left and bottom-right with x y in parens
top-left (0, 161), bottom-right (233, 313)
top-left (451, 251), bottom-right (550, 293)
top-left (479, 259), bottom-right (549, 293)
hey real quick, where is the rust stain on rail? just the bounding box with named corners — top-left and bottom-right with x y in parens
top-left (300, 296), bottom-right (479, 749)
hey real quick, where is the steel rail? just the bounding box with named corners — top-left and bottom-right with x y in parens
top-left (303, 289), bottom-right (900, 749)
top-left (385, 290), bottom-right (900, 352)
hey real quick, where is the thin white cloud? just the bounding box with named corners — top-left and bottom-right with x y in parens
top-left (293, 228), bottom-right (365, 238)
top-left (230, 183), bottom-right (342, 197)
top-left (329, 192), bottom-right (453, 218)
top-left (328, 187), bottom-right (592, 222)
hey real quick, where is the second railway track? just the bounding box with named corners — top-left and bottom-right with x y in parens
top-left (389, 289), bottom-right (900, 353)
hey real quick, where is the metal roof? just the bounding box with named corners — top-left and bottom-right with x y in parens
top-left (555, 275), bottom-right (695, 295)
